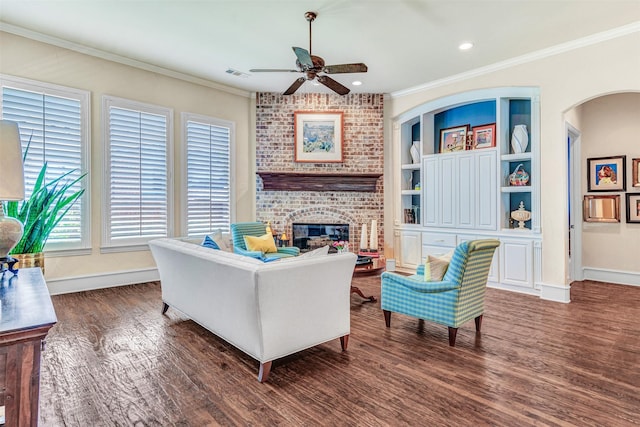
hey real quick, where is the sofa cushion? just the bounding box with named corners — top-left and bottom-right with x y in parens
top-left (424, 251), bottom-right (453, 282)
top-left (202, 235), bottom-right (220, 250)
top-left (244, 233), bottom-right (278, 254)
top-left (209, 229), bottom-right (232, 252)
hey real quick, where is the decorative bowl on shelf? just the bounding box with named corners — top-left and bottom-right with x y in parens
top-left (509, 163), bottom-right (530, 186)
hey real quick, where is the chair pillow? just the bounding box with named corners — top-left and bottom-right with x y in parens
top-left (424, 250), bottom-right (453, 281)
top-left (244, 233), bottom-right (278, 254)
top-left (202, 235), bottom-right (220, 250)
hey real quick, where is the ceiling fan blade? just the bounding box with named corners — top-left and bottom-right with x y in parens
top-left (249, 68), bottom-right (300, 73)
top-left (283, 77), bottom-right (306, 95)
top-left (317, 75), bottom-right (350, 95)
top-left (323, 63), bottom-right (368, 74)
top-left (292, 47), bottom-right (313, 69)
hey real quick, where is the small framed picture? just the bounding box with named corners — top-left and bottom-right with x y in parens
top-left (587, 155), bottom-right (626, 192)
top-left (440, 125), bottom-right (469, 153)
top-left (472, 123), bottom-right (496, 149)
top-left (294, 111), bottom-right (343, 163)
top-left (583, 195), bottom-right (620, 223)
top-left (632, 158), bottom-right (640, 188)
top-left (626, 193), bottom-right (640, 223)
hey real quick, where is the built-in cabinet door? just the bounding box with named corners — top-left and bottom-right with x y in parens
top-left (399, 230), bottom-right (422, 270)
top-left (439, 155), bottom-right (456, 227)
top-left (475, 150), bottom-right (497, 230)
top-left (456, 153), bottom-right (475, 228)
top-left (500, 238), bottom-right (533, 288)
top-left (423, 157), bottom-right (438, 226)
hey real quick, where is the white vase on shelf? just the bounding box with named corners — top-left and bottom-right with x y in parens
top-left (410, 141), bottom-right (420, 164)
top-left (511, 124), bottom-right (529, 154)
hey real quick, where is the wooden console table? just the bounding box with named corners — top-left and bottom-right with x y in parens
top-left (0, 268), bottom-right (57, 426)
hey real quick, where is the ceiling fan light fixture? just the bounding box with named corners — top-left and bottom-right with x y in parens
top-left (458, 42), bottom-right (474, 51)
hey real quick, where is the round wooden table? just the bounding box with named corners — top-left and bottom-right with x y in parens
top-left (351, 258), bottom-right (385, 302)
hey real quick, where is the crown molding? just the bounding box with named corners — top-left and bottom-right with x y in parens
top-left (391, 21), bottom-right (640, 99)
top-left (0, 22), bottom-right (252, 98)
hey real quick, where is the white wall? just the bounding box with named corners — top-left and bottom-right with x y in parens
top-left (579, 93), bottom-right (640, 276)
top-left (0, 31), bottom-right (253, 286)
top-left (388, 29), bottom-right (640, 289)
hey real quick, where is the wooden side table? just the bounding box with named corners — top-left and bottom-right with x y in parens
top-left (0, 268), bottom-right (57, 426)
top-left (351, 259), bottom-right (385, 302)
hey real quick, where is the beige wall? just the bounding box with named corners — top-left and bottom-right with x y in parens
top-left (388, 31), bottom-right (640, 288)
top-left (0, 31), bottom-right (253, 281)
top-left (578, 93), bottom-right (640, 272)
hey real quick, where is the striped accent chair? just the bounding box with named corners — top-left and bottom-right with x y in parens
top-left (231, 222), bottom-right (300, 260)
top-left (381, 239), bottom-right (500, 346)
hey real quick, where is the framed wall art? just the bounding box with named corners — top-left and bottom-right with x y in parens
top-left (626, 193), bottom-right (640, 223)
top-left (294, 111), bottom-right (343, 163)
top-left (583, 195), bottom-right (620, 223)
top-left (632, 158), bottom-right (640, 188)
top-left (472, 123), bottom-right (496, 149)
top-left (440, 125), bottom-right (469, 153)
top-left (587, 155), bottom-right (626, 192)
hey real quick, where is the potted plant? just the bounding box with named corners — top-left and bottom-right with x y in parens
top-left (4, 144), bottom-right (85, 273)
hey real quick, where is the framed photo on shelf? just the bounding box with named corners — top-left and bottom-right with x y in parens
top-left (632, 158), bottom-right (640, 188)
top-left (626, 193), bottom-right (640, 223)
top-left (440, 125), bottom-right (469, 153)
top-left (472, 123), bottom-right (496, 149)
top-left (583, 195), bottom-right (620, 223)
top-left (587, 155), bottom-right (626, 192)
top-left (294, 111), bottom-right (344, 163)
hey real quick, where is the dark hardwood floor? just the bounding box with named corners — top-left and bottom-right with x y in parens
top-left (39, 276), bottom-right (639, 426)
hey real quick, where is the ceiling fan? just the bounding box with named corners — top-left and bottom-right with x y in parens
top-left (249, 11), bottom-right (368, 95)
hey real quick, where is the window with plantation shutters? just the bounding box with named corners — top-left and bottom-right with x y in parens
top-left (182, 113), bottom-right (234, 237)
top-left (102, 96), bottom-right (173, 250)
top-left (0, 75), bottom-right (90, 253)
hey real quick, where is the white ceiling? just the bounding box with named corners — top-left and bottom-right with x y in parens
top-left (1, 1), bottom-right (639, 96)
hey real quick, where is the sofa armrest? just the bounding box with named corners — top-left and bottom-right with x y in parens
top-left (234, 247), bottom-right (264, 259)
top-left (381, 271), bottom-right (459, 293)
top-left (277, 246), bottom-right (300, 257)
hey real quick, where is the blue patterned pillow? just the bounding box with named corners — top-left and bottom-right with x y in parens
top-left (202, 235), bottom-right (220, 250)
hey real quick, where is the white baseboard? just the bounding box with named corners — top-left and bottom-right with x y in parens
top-left (583, 267), bottom-right (640, 287)
top-left (539, 282), bottom-right (571, 303)
top-left (46, 268), bottom-right (160, 295)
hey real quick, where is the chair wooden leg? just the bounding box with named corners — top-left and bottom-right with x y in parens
top-left (448, 327), bottom-right (458, 346)
top-left (258, 361), bottom-right (272, 383)
top-left (475, 314), bottom-right (483, 332)
top-left (161, 302), bottom-right (169, 315)
top-left (383, 310), bottom-right (391, 327)
top-left (340, 334), bottom-right (349, 351)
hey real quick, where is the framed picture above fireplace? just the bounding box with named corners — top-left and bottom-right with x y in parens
top-left (294, 111), bottom-right (343, 163)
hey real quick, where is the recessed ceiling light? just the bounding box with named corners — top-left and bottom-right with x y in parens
top-left (352, 81), bottom-right (362, 86)
top-left (458, 42), bottom-right (474, 51)
top-left (312, 81), bottom-right (321, 86)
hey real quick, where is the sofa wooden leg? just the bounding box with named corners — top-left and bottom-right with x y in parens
top-left (161, 302), bottom-right (169, 315)
top-left (258, 361), bottom-right (272, 383)
top-left (448, 327), bottom-right (458, 346)
top-left (383, 310), bottom-right (391, 327)
top-left (475, 314), bottom-right (483, 332)
top-left (340, 334), bottom-right (349, 351)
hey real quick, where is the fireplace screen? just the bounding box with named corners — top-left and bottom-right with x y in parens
top-left (292, 223), bottom-right (349, 253)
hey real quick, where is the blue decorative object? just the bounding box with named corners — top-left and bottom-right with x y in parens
top-left (201, 235), bottom-right (220, 250)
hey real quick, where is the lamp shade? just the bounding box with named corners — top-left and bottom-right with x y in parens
top-left (0, 120), bottom-right (25, 201)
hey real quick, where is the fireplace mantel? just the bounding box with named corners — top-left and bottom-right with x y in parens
top-left (258, 172), bottom-right (382, 192)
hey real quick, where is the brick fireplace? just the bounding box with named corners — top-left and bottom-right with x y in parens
top-left (255, 92), bottom-right (384, 250)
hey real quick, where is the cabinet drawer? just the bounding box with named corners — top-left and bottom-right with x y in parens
top-left (422, 232), bottom-right (456, 247)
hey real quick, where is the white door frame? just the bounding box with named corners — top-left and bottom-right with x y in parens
top-left (567, 122), bottom-right (583, 282)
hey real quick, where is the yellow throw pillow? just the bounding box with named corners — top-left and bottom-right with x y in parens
top-left (424, 250), bottom-right (453, 282)
top-left (244, 233), bottom-right (278, 254)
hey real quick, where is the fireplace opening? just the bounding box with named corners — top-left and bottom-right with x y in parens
top-left (292, 223), bottom-right (349, 253)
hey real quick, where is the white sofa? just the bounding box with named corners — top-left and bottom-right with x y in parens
top-left (148, 238), bottom-right (357, 382)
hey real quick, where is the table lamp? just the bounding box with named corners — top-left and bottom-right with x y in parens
top-left (0, 120), bottom-right (26, 262)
